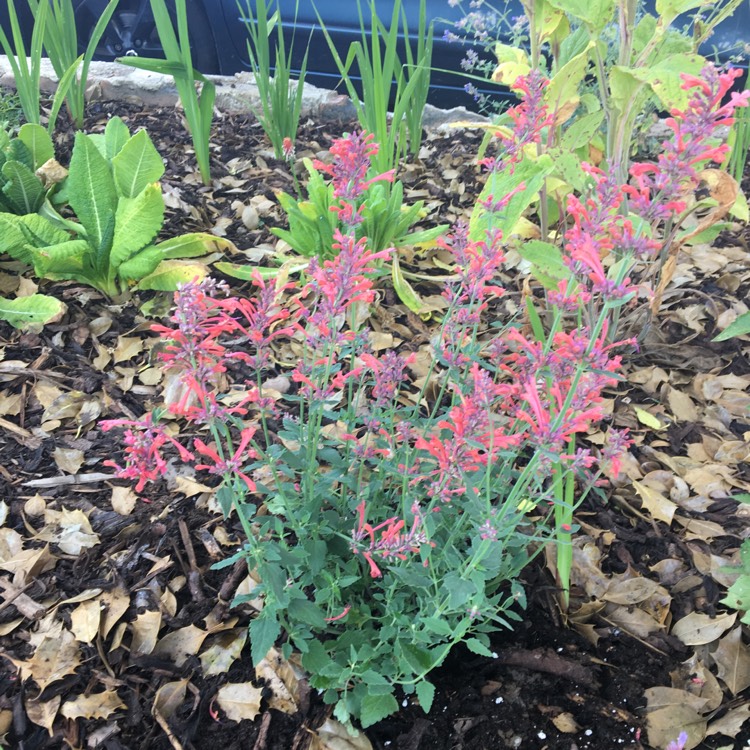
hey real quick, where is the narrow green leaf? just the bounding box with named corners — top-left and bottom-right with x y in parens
top-left (249, 613), bottom-right (281, 666)
top-left (713, 312), bottom-right (750, 342)
top-left (1, 161), bottom-right (45, 214)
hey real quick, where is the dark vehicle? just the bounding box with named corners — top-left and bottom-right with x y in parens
top-left (2, 0), bottom-right (750, 109)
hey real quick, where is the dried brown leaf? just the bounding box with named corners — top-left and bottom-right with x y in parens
top-left (672, 611), bottom-right (736, 646)
top-left (712, 626), bottom-right (750, 695)
top-left (216, 682), bottom-right (262, 722)
top-left (69, 599), bottom-right (101, 643)
top-left (130, 610), bottom-right (162, 656)
top-left (24, 695), bottom-right (60, 734)
top-left (705, 702), bottom-right (750, 738)
top-left (200, 628), bottom-right (247, 676)
top-left (310, 719), bottom-right (374, 750)
top-left (152, 624), bottom-right (208, 666)
top-left (60, 691), bottom-right (126, 720)
top-left (255, 647), bottom-right (300, 714)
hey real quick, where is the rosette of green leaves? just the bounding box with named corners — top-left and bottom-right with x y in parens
top-left (0, 117), bottom-right (230, 297)
top-left (0, 124), bottom-right (59, 215)
top-left (265, 158), bottom-right (447, 313)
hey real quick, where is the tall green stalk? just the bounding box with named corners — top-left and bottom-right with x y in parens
top-left (27, 0), bottom-right (119, 129)
top-left (239, 0), bottom-right (309, 159)
top-left (117, 0), bottom-right (215, 185)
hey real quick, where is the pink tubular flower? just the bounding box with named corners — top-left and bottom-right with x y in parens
top-left (313, 130), bottom-right (395, 226)
top-left (193, 426), bottom-right (258, 490)
top-left (351, 500), bottom-right (429, 577)
top-left (479, 69), bottom-right (553, 172)
top-left (624, 65), bottom-right (750, 223)
top-left (100, 413), bottom-right (194, 493)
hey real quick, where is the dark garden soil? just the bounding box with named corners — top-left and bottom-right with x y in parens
top-left (1, 100), bottom-right (749, 750)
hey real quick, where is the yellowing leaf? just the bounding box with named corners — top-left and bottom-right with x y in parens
top-left (216, 683), bottom-right (262, 722)
top-left (634, 406), bottom-right (664, 429)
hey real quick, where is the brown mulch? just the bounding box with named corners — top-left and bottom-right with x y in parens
top-left (0, 100), bottom-right (749, 750)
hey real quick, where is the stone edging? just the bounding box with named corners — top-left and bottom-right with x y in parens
top-left (0, 56), bottom-right (488, 130)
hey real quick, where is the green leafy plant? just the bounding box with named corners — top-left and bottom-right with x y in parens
top-left (316, 0), bottom-right (433, 175)
top-left (0, 89), bottom-right (24, 134)
top-left (117, 0), bottom-right (215, 185)
top-left (27, 0), bottom-right (120, 129)
top-left (219, 131), bottom-right (448, 314)
top-left (0, 117), bottom-right (230, 296)
top-left (0, 123), bottom-right (61, 215)
top-left (239, 0), bottom-right (309, 159)
top-left (727, 93), bottom-right (750, 184)
top-left (720, 538), bottom-right (750, 625)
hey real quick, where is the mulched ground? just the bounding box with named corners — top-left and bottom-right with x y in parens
top-left (1, 100), bottom-right (749, 750)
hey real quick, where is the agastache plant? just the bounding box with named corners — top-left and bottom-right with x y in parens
top-left (102, 101), bottom-right (649, 724)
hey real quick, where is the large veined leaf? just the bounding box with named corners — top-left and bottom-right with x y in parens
top-left (134, 259), bottom-right (209, 290)
top-left (155, 233), bottom-right (236, 259)
top-left (67, 132), bottom-right (117, 263)
top-left (0, 294), bottom-right (65, 329)
top-left (2, 160), bottom-right (45, 214)
top-left (89, 116), bottom-right (131, 161)
top-left (0, 213), bottom-right (29, 261)
top-left (17, 123), bottom-right (53, 170)
top-left (546, 0), bottom-right (616, 32)
top-left (110, 184), bottom-right (165, 268)
top-left (469, 155), bottom-right (555, 241)
top-left (31, 239), bottom-right (89, 278)
top-left (116, 246), bottom-right (163, 282)
top-left (655, 0), bottom-right (704, 25)
top-left (18, 213), bottom-right (73, 249)
top-left (112, 130), bottom-right (165, 198)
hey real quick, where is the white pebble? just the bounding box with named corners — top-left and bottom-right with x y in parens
top-left (538, 731), bottom-right (547, 739)
top-left (585, 729), bottom-right (593, 736)
top-left (495, 696), bottom-right (504, 704)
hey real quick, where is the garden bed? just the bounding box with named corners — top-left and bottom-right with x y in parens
top-left (0, 99), bottom-right (749, 750)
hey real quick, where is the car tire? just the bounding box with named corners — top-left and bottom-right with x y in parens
top-left (73, 0), bottom-right (219, 74)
